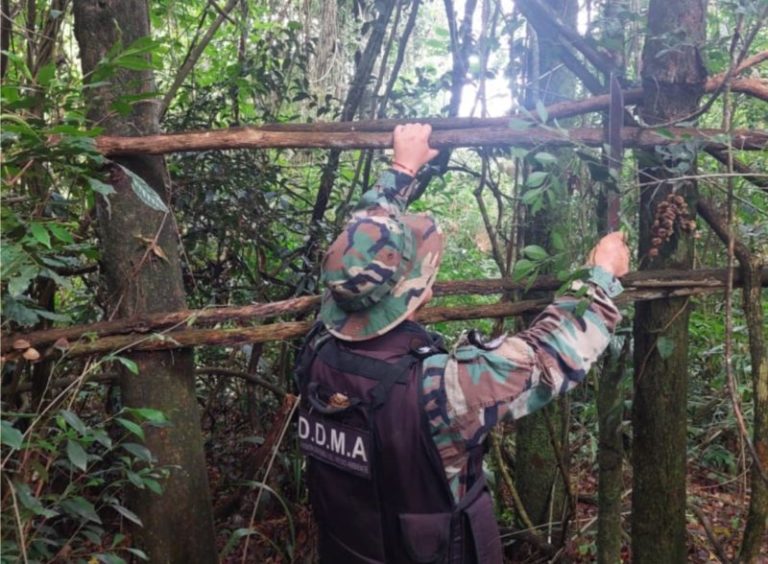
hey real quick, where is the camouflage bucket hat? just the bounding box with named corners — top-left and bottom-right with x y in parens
top-left (319, 209), bottom-right (444, 341)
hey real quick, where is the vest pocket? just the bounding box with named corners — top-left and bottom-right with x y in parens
top-left (399, 512), bottom-right (452, 563)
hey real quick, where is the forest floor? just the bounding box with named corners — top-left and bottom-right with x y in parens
top-left (564, 462), bottom-right (765, 563)
top-left (216, 460), bottom-right (767, 563)
top-left (209, 399), bottom-right (765, 563)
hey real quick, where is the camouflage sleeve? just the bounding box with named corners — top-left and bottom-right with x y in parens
top-left (423, 268), bottom-right (622, 449)
top-left (353, 169), bottom-right (418, 216)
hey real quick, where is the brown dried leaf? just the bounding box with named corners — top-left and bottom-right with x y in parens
top-left (151, 244), bottom-right (169, 262)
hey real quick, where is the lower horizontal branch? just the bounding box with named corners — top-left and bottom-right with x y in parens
top-left (13, 280), bottom-right (762, 361)
top-left (4, 268), bottom-right (759, 356)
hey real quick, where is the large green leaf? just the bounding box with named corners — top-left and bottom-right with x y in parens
top-left (118, 165), bottom-right (169, 213)
top-left (60, 496), bottom-right (102, 524)
top-left (66, 439), bottom-right (89, 472)
top-left (1, 420), bottom-right (24, 450)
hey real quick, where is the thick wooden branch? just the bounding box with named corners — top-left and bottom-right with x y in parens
top-left (4, 268), bottom-right (765, 362)
top-left (4, 268), bottom-right (756, 355)
top-left (95, 126), bottom-right (767, 156)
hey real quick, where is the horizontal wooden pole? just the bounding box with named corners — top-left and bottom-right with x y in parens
top-left (3, 268), bottom-right (764, 362)
top-left (94, 125), bottom-right (767, 156)
top-left (3, 268), bottom-right (757, 355)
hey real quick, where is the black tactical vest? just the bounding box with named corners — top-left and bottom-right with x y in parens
top-left (296, 320), bottom-right (503, 564)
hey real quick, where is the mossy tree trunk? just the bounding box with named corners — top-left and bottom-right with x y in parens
top-left (631, 0), bottom-right (707, 561)
top-left (72, 1), bottom-right (217, 561)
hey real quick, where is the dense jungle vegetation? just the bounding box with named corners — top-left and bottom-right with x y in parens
top-left (1, 0), bottom-right (766, 562)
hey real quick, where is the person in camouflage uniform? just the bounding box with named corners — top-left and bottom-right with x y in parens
top-left (302, 123), bottom-right (629, 562)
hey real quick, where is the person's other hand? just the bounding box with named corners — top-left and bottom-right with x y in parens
top-left (392, 123), bottom-right (439, 176)
top-left (587, 232), bottom-right (630, 277)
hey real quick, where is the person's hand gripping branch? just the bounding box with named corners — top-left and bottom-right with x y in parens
top-left (391, 123), bottom-right (439, 177)
top-left (587, 231), bottom-right (630, 278)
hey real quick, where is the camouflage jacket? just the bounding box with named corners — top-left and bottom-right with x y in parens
top-left (359, 169), bottom-right (623, 500)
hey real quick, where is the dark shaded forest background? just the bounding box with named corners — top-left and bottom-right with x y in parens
top-left (1, 0), bottom-right (766, 562)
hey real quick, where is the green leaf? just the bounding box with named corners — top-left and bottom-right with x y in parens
top-left (656, 336), bottom-right (675, 359)
top-left (92, 429), bottom-right (113, 449)
top-left (96, 553), bottom-right (127, 564)
top-left (36, 308), bottom-right (71, 322)
top-left (121, 442), bottom-right (153, 462)
top-left (534, 151), bottom-right (557, 165)
top-left (110, 503), bottom-right (143, 526)
top-left (29, 223), bottom-right (51, 248)
top-left (551, 232), bottom-right (565, 251)
top-left (113, 55), bottom-right (154, 71)
top-left (15, 482), bottom-right (58, 518)
top-left (521, 187), bottom-right (542, 205)
top-left (126, 470), bottom-right (145, 489)
top-left (60, 496), bottom-right (102, 524)
top-left (522, 245), bottom-right (549, 261)
top-left (574, 299), bottom-right (590, 317)
top-left (110, 532), bottom-right (126, 549)
top-left (1, 420), bottom-right (24, 450)
top-left (535, 99), bottom-right (549, 122)
top-left (118, 165), bottom-right (169, 212)
top-left (47, 223), bottom-right (75, 244)
top-left (60, 409), bottom-right (88, 435)
top-left (8, 264), bottom-right (39, 296)
top-left (125, 548), bottom-right (149, 561)
top-left (67, 439), bottom-right (89, 471)
top-left (82, 528), bottom-right (103, 545)
top-left (507, 117), bottom-right (532, 130)
top-left (36, 63), bottom-right (56, 87)
top-left (2, 295), bottom-right (41, 325)
top-left (87, 177), bottom-right (116, 197)
top-left (144, 478), bottom-right (163, 494)
top-left (525, 171), bottom-right (548, 188)
top-left (116, 418), bottom-right (144, 440)
top-left (512, 259), bottom-right (537, 281)
top-left (128, 407), bottom-right (167, 425)
top-left (115, 356), bottom-right (139, 375)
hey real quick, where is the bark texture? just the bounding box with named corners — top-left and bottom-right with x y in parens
top-left (93, 125), bottom-right (768, 155)
top-left (72, 1), bottom-right (216, 561)
top-left (631, 1), bottom-right (707, 562)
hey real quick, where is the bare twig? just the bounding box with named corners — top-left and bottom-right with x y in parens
top-left (689, 502), bottom-right (732, 564)
top-left (241, 394), bottom-right (299, 563)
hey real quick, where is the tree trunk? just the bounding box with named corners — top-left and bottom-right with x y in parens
top-left (72, 2), bottom-right (216, 561)
top-left (631, 1), bottom-right (707, 562)
top-left (596, 1), bottom-right (627, 560)
top-left (516, 0), bottom-right (578, 547)
top-left (738, 255), bottom-right (768, 563)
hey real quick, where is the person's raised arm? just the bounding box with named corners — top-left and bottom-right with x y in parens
top-left (354, 123), bottom-right (439, 216)
top-left (422, 233), bottom-right (630, 448)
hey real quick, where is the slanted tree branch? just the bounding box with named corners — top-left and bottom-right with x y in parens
top-left (307, 0), bottom-right (397, 246)
top-left (159, 0), bottom-right (240, 118)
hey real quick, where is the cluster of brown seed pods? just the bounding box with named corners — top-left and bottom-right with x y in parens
top-left (648, 193), bottom-right (697, 257)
